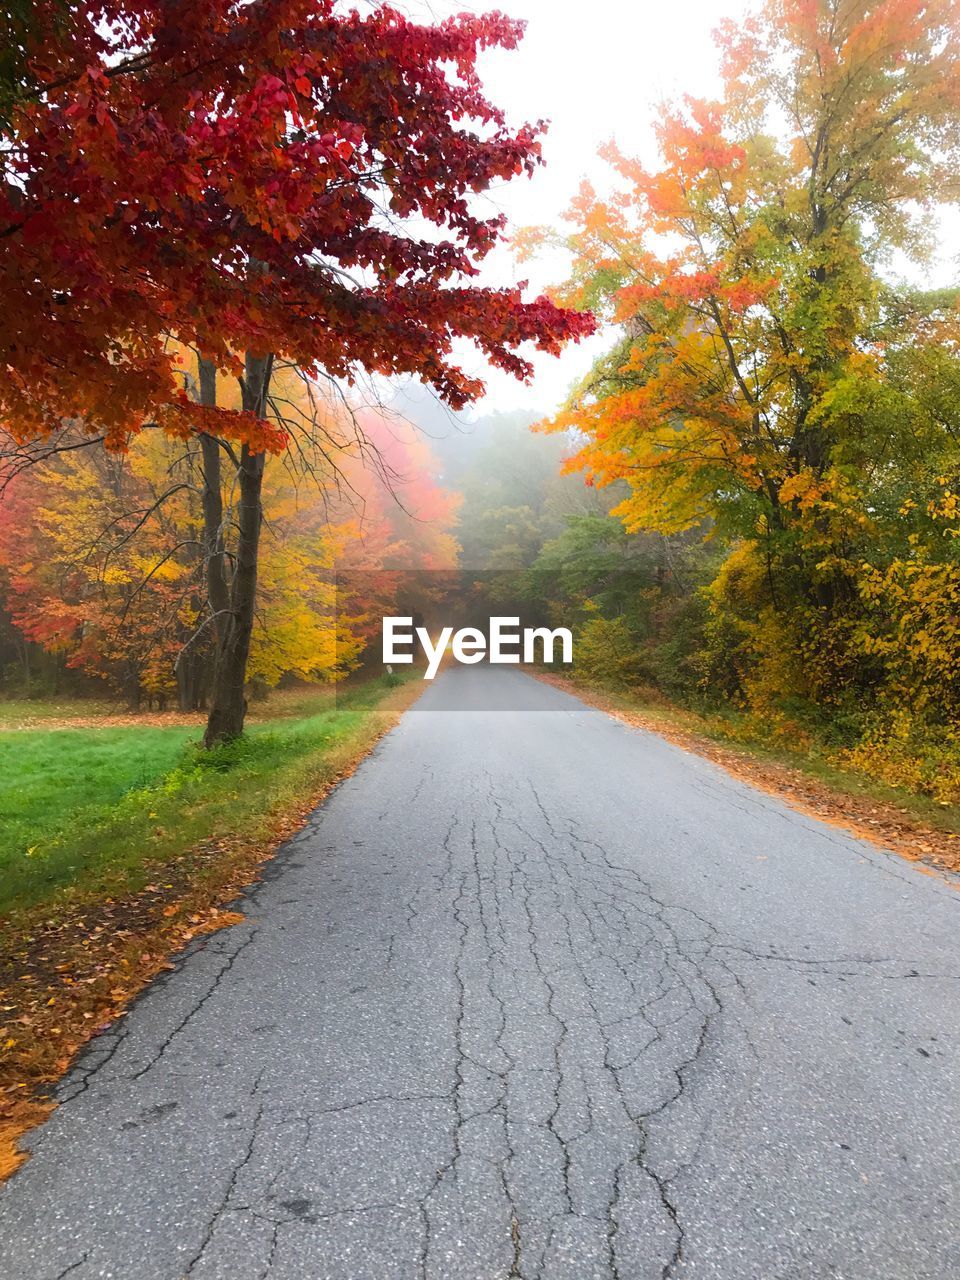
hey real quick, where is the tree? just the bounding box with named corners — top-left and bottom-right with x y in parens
top-left (0, 379), bottom-right (468, 706)
top-left (535, 0), bottom-right (960, 738)
top-left (545, 0), bottom-right (960, 531)
top-left (448, 411), bottom-right (574, 569)
top-left (2, 1), bottom-right (594, 742)
top-left (0, 431), bottom-right (218, 708)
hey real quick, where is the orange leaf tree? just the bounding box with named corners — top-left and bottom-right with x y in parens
top-left (539, 0), bottom-right (960, 721)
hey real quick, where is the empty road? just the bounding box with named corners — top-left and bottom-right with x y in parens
top-left (2, 666), bottom-right (959, 1279)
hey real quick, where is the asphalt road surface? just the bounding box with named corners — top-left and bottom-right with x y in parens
top-left (2, 666), bottom-right (959, 1279)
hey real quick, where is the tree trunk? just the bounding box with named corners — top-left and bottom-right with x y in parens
top-left (176, 644), bottom-right (208, 712)
top-left (176, 659), bottom-right (191, 713)
top-left (124, 666), bottom-right (141, 712)
top-left (198, 357), bottom-right (231, 646)
top-left (203, 351), bottom-right (272, 747)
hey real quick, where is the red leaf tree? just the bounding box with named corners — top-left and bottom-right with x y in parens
top-left (2, 1), bottom-right (594, 741)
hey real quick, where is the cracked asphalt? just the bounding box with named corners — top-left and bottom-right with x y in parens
top-left (2, 666), bottom-right (960, 1279)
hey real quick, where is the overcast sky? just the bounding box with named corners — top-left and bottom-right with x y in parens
top-left (397, 0), bottom-right (959, 420)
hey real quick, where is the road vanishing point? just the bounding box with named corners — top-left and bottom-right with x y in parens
top-left (1, 667), bottom-right (958, 1279)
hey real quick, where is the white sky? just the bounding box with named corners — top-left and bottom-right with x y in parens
top-left (398, 0), bottom-right (960, 418)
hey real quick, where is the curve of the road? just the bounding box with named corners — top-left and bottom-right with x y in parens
top-left (1, 666), bottom-right (958, 1279)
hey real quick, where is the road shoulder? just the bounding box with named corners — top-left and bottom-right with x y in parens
top-left (532, 670), bottom-right (960, 882)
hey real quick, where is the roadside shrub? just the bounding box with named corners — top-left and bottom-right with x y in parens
top-left (574, 615), bottom-right (642, 687)
top-left (834, 709), bottom-right (960, 805)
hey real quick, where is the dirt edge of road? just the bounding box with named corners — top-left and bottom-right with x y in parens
top-left (0, 679), bottom-right (424, 1183)
top-left (534, 671), bottom-right (960, 882)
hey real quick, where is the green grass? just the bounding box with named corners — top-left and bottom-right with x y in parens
top-left (0, 725), bottom-right (197, 863)
top-left (0, 676), bottom-right (417, 919)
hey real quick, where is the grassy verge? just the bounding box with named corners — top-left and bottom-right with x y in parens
top-left (0, 673), bottom-right (424, 1177)
top-left (536, 671), bottom-right (960, 872)
top-left (0, 679), bottom-right (421, 917)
